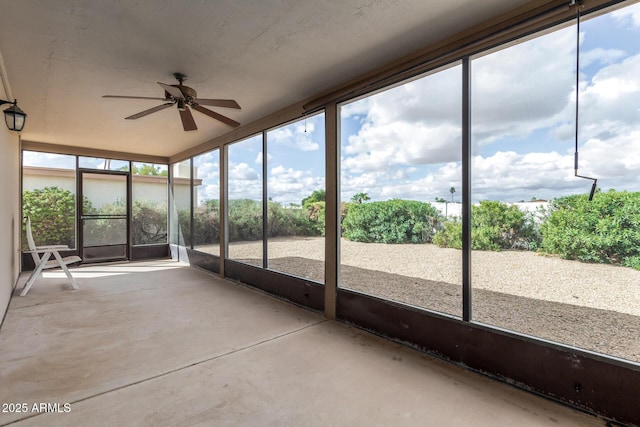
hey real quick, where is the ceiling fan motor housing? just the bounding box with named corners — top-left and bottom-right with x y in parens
top-left (166, 85), bottom-right (197, 101)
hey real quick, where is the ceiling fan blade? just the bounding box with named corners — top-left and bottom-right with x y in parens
top-left (179, 106), bottom-right (198, 131)
top-left (192, 105), bottom-right (240, 127)
top-left (157, 82), bottom-right (184, 99)
top-left (125, 103), bottom-right (174, 120)
top-left (103, 95), bottom-right (166, 100)
top-left (193, 99), bottom-right (241, 109)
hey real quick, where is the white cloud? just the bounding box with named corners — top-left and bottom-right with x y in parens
top-left (343, 121), bottom-right (461, 173)
top-left (580, 130), bottom-right (640, 186)
top-left (255, 151), bottom-right (273, 164)
top-left (197, 183), bottom-right (220, 204)
top-left (268, 120), bottom-right (320, 152)
top-left (341, 98), bottom-right (371, 118)
top-left (578, 53), bottom-right (640, 135)
top-left (341, 162), bottom-right (462, 203)
top-left (23, 151), bottom-right (76, 168)
top-left (227, 162), bottom-right (260, 203)
top-left (194, 161), bottom-right (219, 181)
top-left (471, 27), bottom-right (576, 145)
top-left (581, 47), bottom-right (626, 67)
top-left (355, 138), bottom-right (640, 203)
top-left (229, 162), bottom-right (259, 181)
top-left (341, 65), bottom-right (462, 175)
top-left (472, 151), bottom-right (573, 201)
top-left (611, 2), bottom-right (640, 29)
top-left (267, 164), bottom-right (324, 204)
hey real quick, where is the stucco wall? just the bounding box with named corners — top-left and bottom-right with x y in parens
top-left (23, 167), bottom-right (184, 209)
top-left (0, 92), bottom-right (20, 323)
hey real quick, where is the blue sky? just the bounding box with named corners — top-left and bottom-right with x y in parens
top-left (339, 1), bottom-right (640, 203)
top-left (226, 114), bottom-right (326, 205)
top-left (23, 2), bottom-right (640, 206)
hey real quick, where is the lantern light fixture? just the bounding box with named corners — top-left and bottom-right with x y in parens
top-left (0, 99), bottom-right (27, 132)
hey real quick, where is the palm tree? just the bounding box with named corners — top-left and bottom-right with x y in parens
top-left (351, 192), bottom-right (370, 204)
top-left (449, 187), bottom-right (456, 202)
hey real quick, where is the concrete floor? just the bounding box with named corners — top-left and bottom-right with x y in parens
top-left (0, 260), bottom-right (605, 426)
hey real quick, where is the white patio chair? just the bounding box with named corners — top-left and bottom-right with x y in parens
top-left (21, 217), bottom-right (82, 296)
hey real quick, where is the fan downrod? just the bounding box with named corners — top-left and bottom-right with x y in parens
top-left (173, 72), bottom-right (187, 85)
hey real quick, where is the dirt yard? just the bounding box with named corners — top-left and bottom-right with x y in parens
top-left (206, 236), bottom-right (640, 361)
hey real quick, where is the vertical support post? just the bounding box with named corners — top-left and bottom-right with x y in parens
top-left (262, 131), bottom-right (268, 269)
top-left (168, 162), bottom-right (174, 257)
top-left (76, 156), bottom-right (82, 259)
top-left (325, 103), bottom-right (339, 320)
top-left (462, 57), bottom-right (472, 322)
top-left (126, 162), bottom-right (132, 260)
top-left (189, 158), bottom-right (194, 250)
top-left (19, 137), bottom-right (24, 272)
top-left (220, 145), bottom-right (227, 277)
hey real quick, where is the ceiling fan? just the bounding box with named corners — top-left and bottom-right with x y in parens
top-left (103, 73), bottom-right (241, 131)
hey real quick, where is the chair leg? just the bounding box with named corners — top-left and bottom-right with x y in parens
top-left (20, 252), bottom-right (52, 296)
top-left (53, 251), bottom-right (79, 290)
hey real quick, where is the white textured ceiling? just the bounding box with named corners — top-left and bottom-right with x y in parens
top-left (0, 0), bottom-right (530, 158)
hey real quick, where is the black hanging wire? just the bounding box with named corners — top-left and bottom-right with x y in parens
top-left (572, 0), bottom-right (598, 200)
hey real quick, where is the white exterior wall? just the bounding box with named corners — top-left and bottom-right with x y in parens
top-left (23, 173), bottom-right (75, 193)
top-left (22, 167), bottom-right (183, 209)
top-left (0, 85), bottom-right (20, 323)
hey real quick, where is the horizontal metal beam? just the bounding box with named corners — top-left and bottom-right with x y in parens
top-left (22, 140), bottom-right (169, 164)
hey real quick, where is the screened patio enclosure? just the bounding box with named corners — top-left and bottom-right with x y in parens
top-left (15, 0), bottom-right (640, 425)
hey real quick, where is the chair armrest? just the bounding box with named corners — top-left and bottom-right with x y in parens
top-left (28, 245), bottom-right (71, 253)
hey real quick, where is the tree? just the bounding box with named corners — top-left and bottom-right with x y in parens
top-left (116, 163), bottom-right (168, 176)
top-left (351, 192), bottom-right (370, 204)
top-left (301, 189), bottom-right (325, 206)
top-left (133, 164), bottom-right (168, 176)
top-left (449, 187), bottom-right (456, 202)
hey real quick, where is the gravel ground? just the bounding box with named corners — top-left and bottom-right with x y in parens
top-left (216, 236), bottom-right (640, 361)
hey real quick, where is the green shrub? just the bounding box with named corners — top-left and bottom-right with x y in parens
top-left (185, 197), bottom-right (324, 244)
top-left (22, 187), bottom-right (79, 248)
top-left (471, 200), bottom-right (538, 251)
top-left (193, 200), bottom-right (219, 246)
top-left (342, 199), bottom-right (439, 244)
top-left (303, 201), bottom-right (326, 236)
top-left (132, 200), bottom-right (168, 245)
top-left (176, 209), bottom-right (192, 246)
top-left (228, 199), bottom-right (263, 241)
top-left (433, 219), bottom-right (462, 249)
top-left (267, 201), bottom-right (299, 237)
top-left (268, 200), bottom-right (324, 237)
top-left (539, 190), bottom-right (640, 269)
top-left (302, 190), bottom-right (326, 236)
top-left (82, 199), bottom-right (127, 246)
top-left (433, 201), bottom-right (538, 251)
top-left (24, 186), bottom-right (169, 248)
